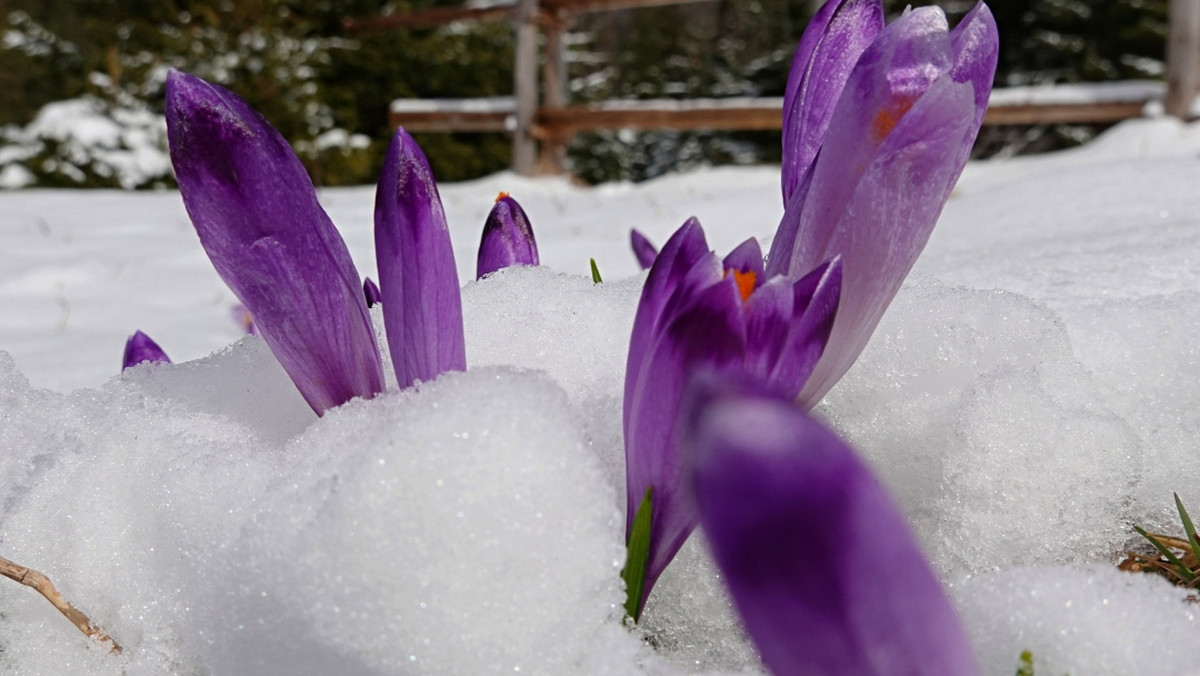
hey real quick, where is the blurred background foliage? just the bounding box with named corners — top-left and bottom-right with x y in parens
top-left (0, 0), bottom-right (1170, 188)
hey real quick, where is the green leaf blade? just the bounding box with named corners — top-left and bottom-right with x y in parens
top-left (590, 258), bottom-right (603, 284)
top-left (1173, 492), bottom-right (1200, 566)
top-left (621, 486), bottom-right (653, 623)
top-left (1133, 525), bottom-right (1195, 582)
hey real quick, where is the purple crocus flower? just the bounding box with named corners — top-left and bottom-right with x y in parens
top-left (624, 218), bottom-right (840, 614)
top-left (630, 228), bottom-right (658, 270)
top-left (476, 192), bottom-right (539, 279)
top-left (363, 277), bottom-right (382, 308)
top-left (374, 129), bottom-right (466, 388)
top-left (122, 330), bottom-right (170, 370)
top-left (682, 373), bottom-right (979, 676)
top-left (165, 70), bottom-right (385, 416)
top-left (767, 1), bottom-right (999, 407)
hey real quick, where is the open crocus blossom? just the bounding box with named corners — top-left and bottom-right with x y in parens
top-left (374, 128), bottom-right (466, 389)
top-left (166, 70), bottom-right (385, 415)
top-left (122, 330), bottom-right (170, 370)
top-left (682, 373), bottom-right (980, 676)
top-left (623, 218), bottom-right (840, 615)
top-left (476, 192), bottom-right (539, 279)
top-left (630, 228), bottom-right (658, 270)
top-left (767, 1), bottom-right (999, 407)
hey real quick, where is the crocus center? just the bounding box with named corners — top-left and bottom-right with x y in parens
top-left (495, 191), bottom-right (510, 203)
top-left (724, 268), bottom-right (757, 303)
top-left (869, 95), bottom-right (918, 142)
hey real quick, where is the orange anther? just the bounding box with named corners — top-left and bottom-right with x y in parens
top-left (724, 268), bottom-right (757, 302)
top-left (495, 191), bottom-right (510, 203)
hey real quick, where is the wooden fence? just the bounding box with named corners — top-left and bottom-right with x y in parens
top-left (349, 0), bottom-right (1200, 176)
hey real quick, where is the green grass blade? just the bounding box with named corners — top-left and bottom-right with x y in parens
top-left (1173, 492), bottom-right (1200, 565)
top-left (1133, 524), bottom-right (1196, 581)
top-left (621, 487), bottom-right (653, 623)
top-left (590, 258), bottom-right (603, 284)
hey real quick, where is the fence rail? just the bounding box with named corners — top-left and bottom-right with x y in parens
top-left (359, 0), bottom-right (1200, 175)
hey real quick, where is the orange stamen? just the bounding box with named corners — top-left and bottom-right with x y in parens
top-left (495, 191), bottom-right (510, 203)
top-left (869, 96), bottom-right (917, 142)
top-left (725, 268), bottom-right (757, 302)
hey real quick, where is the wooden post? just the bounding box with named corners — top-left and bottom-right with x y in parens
top-left (512, 0), bottom-right (540, 175)
top-left (1166, 0), bottom-right (1200, 118)
top-left (539, 9), bottom-right (570, 173)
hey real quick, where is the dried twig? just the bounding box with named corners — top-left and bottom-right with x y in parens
top-left (0, 555), bottom-right (122, 654)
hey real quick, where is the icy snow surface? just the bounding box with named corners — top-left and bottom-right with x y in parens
top-left (1, 117), bottom-right (1199, 675)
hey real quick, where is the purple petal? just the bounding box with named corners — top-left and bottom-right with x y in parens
top-left (740, 276), bottom-right (793, 380)
top-left (625, 270), bottom-right (747, 611)
top-left (165, 70), bottom-right (384, 415)
top-left (476, 194), bottom-right (539, 279)
top-left (769, 256), bottom-right (841, 398)
top-left (624, 218), bottom-right (709, 432)
top-left (630, 229), bottom-right (659, 270)
top-left (948, 2), bottom-right (1000, 167)
top-left (720, 237), bottom-right (764, 283)
top-left (374, 129), bottom-right (466, 388)
top-left (122, 330), bottom-right (170, 370)
top-left (782, 0), bottom-right (885, 203)
top-left (363, 277), bottom-right (382, 308)
top-left (683, 374), bottom-right (979, 676)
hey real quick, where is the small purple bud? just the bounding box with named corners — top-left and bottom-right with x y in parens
top-left (231, 304), bottom-right (258, 336)
top-left (364, 277), bottom-right (382, 308)
top-left (122, 330), bottom-right (171, 370)
top-left (476, 192), bottom-right (539, 279)
top-left (630, 229), bottom-right (658, 270)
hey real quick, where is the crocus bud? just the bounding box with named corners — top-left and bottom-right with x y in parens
top-left (683, 372), bottom-right (980, 676)
top-left (165, 70), bottom-right (385, 415)
top-left (630, 229), bottom-right (658, 270)
top-left (767, 2), bottom-right (998, 408)
top-left (476, 192), bottom-right (539, 279)
top-left (122, 330), bottom-right (171, 370)
top-left (374, 129), bottom-right (466, 388)
top-left (363, 277), bottom-right (382, 308)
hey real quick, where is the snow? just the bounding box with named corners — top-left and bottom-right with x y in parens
top-left (1, 116), bottom-right (1200, 675)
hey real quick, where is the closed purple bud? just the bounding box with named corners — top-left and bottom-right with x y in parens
top-left (767, 4), bottom-right (998, 408)
top-left (630, 229), bottom-right (658, 270)
top-left (476, 192), bottom-right (539, 279)
top-left (364, 277), bottom-right (382, 308)
top-left (122, 330), bottom-right (170, 370)
top-left (374, 129), bottom-right (466, 388)
top-left (165, 70), bottom-right (385, 415)
top-left (683, 373), bottom-right (980, 676)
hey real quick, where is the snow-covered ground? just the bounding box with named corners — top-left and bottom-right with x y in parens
top-left (1, 117), bottom-right (1199, 675)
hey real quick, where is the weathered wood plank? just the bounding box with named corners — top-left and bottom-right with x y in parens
top-left (512, 0), bottom-right (540, 175)
top-left (1166, 0), bottom-right (1200, 118)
